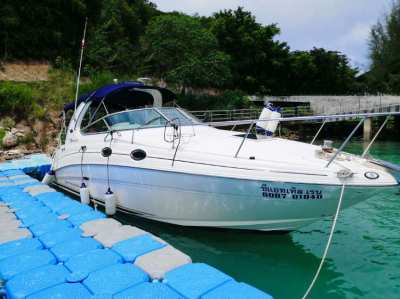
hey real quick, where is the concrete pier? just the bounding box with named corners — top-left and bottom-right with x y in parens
top-left (363, 118), bottom-right (373, 141)
top-left (0, 155), bottom-right (273, 299)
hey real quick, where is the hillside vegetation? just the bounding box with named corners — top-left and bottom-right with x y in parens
top-left (1, 1), bottom-right (366, 96)
top-left (0, 0), bottom-right (399, 155)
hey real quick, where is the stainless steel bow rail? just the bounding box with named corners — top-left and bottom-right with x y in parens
top-left (207, 111), bottom-right (400, 166)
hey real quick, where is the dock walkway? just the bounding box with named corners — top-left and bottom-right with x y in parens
top-left (0, 155), bottom-right (273, 299)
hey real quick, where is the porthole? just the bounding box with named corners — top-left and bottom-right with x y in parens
top-left (130, 149), bottom-right (147, 161)
top-left (364, 172), bottom-right (379, 180)
top-left (101, 147), bottom-right (112, 157)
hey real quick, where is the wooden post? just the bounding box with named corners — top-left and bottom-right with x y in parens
top-left (363, 117), bottom-right (372, 141)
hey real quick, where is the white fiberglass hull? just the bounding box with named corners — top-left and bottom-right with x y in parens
top-left (54, 164), bottom-right (387, 231)
top-left (52, 102), bottom-right (399, 231)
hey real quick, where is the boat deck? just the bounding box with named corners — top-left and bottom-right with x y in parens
top-left (0, 155), bottom-right (273, 299)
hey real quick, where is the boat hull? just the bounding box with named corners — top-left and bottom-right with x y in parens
top-left (54, 164), bottom-right (388, 231)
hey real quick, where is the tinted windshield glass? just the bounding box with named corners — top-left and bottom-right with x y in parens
top-left (158, 108), bottom-right (198, 125)
top-left (81, 107), bottom-right (200, 133)
top-left (105, 109), bottom-right (167, 130)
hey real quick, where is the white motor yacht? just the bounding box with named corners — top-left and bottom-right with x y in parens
top-left (50, 82), bottom-right (400, 231)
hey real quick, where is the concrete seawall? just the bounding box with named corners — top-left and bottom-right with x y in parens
top-left (253, 95), bottom-right (400, 115)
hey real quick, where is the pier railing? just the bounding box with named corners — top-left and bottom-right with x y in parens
top-left (190, 104), bottom-right (400, 123)
top-left (190, 106), bottom-right (313, 122)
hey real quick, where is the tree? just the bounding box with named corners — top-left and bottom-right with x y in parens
top-left (85, 0), bottom-right (157, 73)
top-left (0, 0), bottom-right (102, 61)
top-left (141, 13), bottom-right (231, 89)
top-left (86, 1), bottom-right (136, 72)
top-left (210, 7), bottom-right (290, 94)
top-left (369, 0), bottom-right (400, 93)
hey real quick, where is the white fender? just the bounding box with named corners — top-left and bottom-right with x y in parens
top-left (42, 171), bottom-right (55, 185)
top-left (105, 189), bottom-right (117, 216)
top-left (80, 183), bottom-right (90, 205)
top-left (256, 103), bottom-right (281, 138)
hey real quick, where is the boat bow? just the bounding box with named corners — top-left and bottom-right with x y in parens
top-left (371, 159), bottom-right (400, 184)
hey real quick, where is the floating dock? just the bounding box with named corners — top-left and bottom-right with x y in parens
top-left (0, 155), bottom-right (273, 299)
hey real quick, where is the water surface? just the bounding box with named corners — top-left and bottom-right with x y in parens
top-left (116, 141), bottom-right (400, 299)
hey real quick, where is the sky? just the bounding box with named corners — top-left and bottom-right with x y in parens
top-left (152, 0), bottom-right (393, 71)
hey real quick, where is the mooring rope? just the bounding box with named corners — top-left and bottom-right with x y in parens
top-left (301, 184), bottom-right (346, 299)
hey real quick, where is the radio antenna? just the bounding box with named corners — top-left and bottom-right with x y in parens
top-left (74, 17), bottom-right (88, 120)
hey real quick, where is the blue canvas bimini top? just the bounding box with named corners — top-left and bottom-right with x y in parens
top-left (63, 82), bottom-right (176, 111)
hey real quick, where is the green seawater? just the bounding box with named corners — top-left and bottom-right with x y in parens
top-left (116, 141), bottom-right (400, 299)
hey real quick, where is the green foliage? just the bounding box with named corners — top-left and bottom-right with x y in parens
top-left (0, 0), bottom-right (103, 61)
top-left (0, 2), bottom-right (363, 105)
top-left (0, 80), bottom-right (56, 121)
top-left (0, 117), bottom-right (15, 129)
top-left (18, 131), bottom-right (35, 145)
top-left (28, 69), bottom-right (75, 110)
top-left (0, 82), bottom-right (36, 116)
top-left (79, 71), bottom-right (116, 94)
top-left (177, 90), bottom-right (253, 110)
top-left (288, 48), bottom-right (359, 94)
top-left (368, 1), bottom-right (400, 93)
top-left (85, 0), bottom-right (157, 73)
top-left (0, 127), bottom-right (5, 147)
top-left (210, 7), bottom-right (290, 94)
top-left (141, 13), bottom-right (232, 88)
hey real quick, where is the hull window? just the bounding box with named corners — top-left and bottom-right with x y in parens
top-left (130, 149), bottom-right (147, 161)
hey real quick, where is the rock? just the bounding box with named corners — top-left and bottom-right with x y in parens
top-left (6, 149), bottom-right (22, 155)
top-left (2, 132), bottom-right (18, 148)
top-left (16, 122), bottom-right (32, 134)
top-left (15, 132), bottom-right (25, 138)
top-left (3, 149), bottom-right (24, 160)
top-left (33, 121), bottom-right (46, 145)
top-left (11, 128), bottom-right (18, 134)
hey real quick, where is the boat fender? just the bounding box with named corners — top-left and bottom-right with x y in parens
top-left (42, 170), bottom-right (55, 184)
top-left (256, 103), bottom-right (281, 138)
top-left (80, 182), bottom-right (90, 205)
top-left (105, 188), bottom-right (117, 216)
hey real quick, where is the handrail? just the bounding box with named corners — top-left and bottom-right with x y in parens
top-left (310, 119), bottom-right (327, 145)
top-left (326, 118), bottom-right (366, 168)
top-left (234, 121), bottom-right (255, 158)
top-left (190, 107), bottom-right (313, 122)
top-left (207, 111), bottom-right (400, 127)
top-left (362, 116), bottom-right (390, 158)
top-left (227, 110), bottom-right (400, 161)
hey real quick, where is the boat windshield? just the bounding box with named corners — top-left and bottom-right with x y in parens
top-left (102, 107), bottom-right (200, 131)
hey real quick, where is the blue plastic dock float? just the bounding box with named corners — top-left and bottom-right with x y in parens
top-left (0, 155), bottom-right (274, 299)
top-left (165, 263), bottom-right (233, 299)
top-left (5, 264), bottom-right (70, 299)
top-left (65, 248), bottom-right (122, 275)
top-left (114, 282), bottom-right (183, 299)
top-left (112, 234), bottom-right (167, 263)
